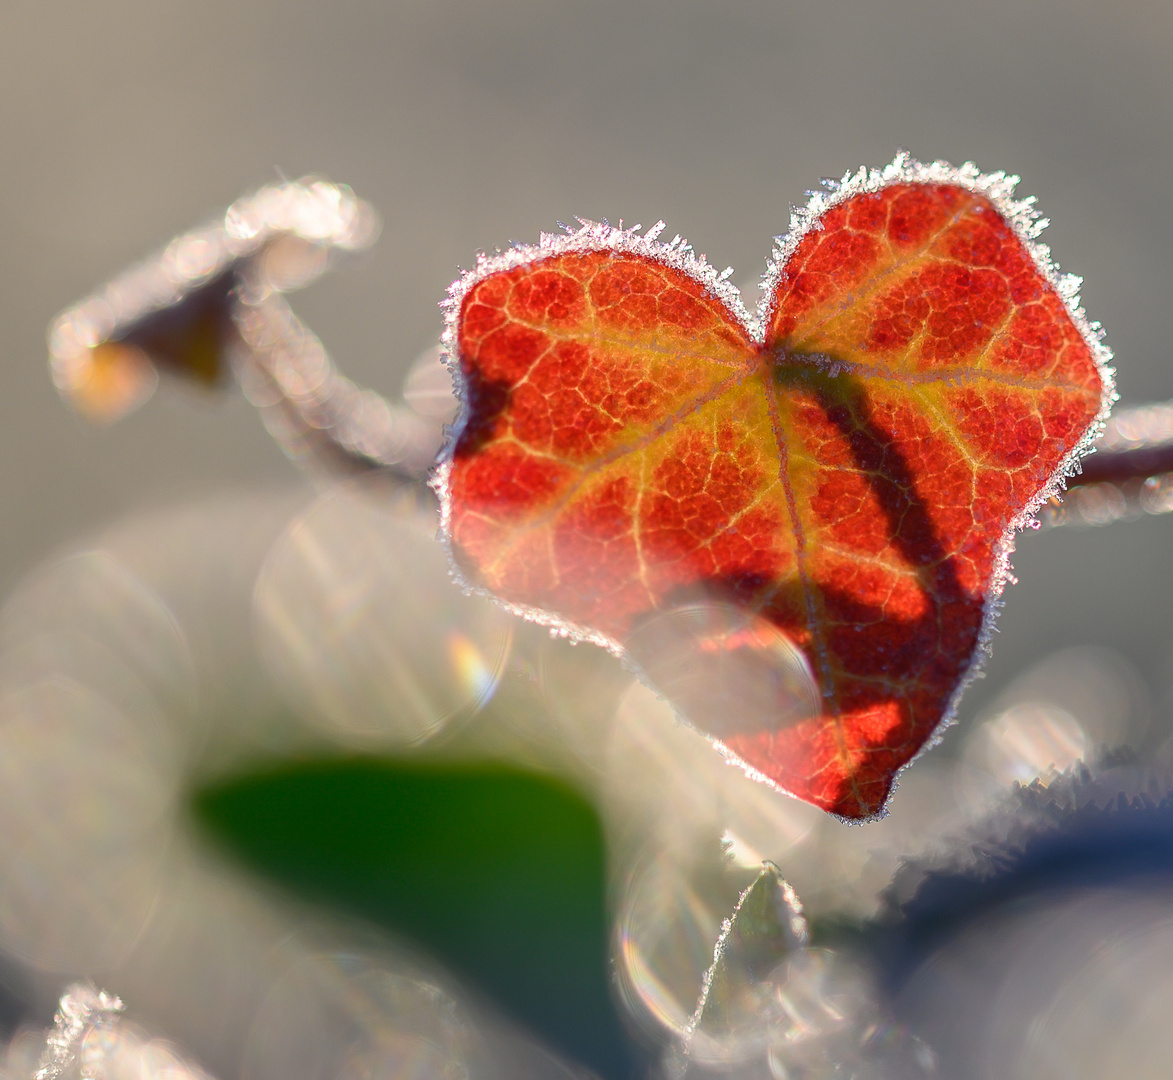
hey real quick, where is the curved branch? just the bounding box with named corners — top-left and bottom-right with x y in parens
top-left (1041, 401), bottom-right (1173, 528)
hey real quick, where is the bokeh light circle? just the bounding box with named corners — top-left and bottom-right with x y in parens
top-left (623, 599), bottom-right (819, 744)
top-left (253, 483), bottom-right (514, 747)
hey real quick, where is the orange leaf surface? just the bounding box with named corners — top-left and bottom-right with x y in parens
top-left (436, 155), bottom-right (1113, 819)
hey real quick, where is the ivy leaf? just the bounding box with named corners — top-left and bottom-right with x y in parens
top-left (436, 155), bottom-right (1112, 820)
top-left (194, 757), bottom-right (635, 1079)
top-left (685, 862), bottom-right (808, 1069)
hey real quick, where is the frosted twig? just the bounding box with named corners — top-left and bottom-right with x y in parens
top-left (32, 984), bottom-right (124, 1080)
top-left (1043, 399), bottom-right (1173, 528)
top-left (45, 177), bottom-right (441, 482)
top-left (232, 291), bottom-right (440, 479)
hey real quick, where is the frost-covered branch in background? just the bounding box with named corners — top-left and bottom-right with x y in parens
top-left (1042, 400), bottom-right (1173, 526)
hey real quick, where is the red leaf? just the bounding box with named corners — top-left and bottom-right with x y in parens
top-left (436, 155), bottom-right (1113, 819)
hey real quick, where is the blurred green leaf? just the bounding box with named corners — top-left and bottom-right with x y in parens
top-left (193, 756), bottom-right (638, 1078)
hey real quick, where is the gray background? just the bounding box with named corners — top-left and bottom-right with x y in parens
top-left (1, 0), bottom-right (1171, 722)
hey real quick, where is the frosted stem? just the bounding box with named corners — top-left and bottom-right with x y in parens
top-left (231, 290), bottom-right (439, 480)
top-left (32, 984), bottom-right (124, 1080)
top-left (1042, 400), bottom-right (1173, 527)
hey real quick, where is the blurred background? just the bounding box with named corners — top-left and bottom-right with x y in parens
top-left (2, 0), bottom-right (1173, 698)
top-left (2, 2), bottom-right (1173, 1079)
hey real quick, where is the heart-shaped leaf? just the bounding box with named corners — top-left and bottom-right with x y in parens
top-left (437, 155), bottom-right (1112, 819)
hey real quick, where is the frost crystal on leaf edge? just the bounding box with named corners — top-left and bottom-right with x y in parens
top-left (432, 153), bottom-right (1116, 822)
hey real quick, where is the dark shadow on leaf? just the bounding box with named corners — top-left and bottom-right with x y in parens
top-left (652, 364), bottom-right (984, 813)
